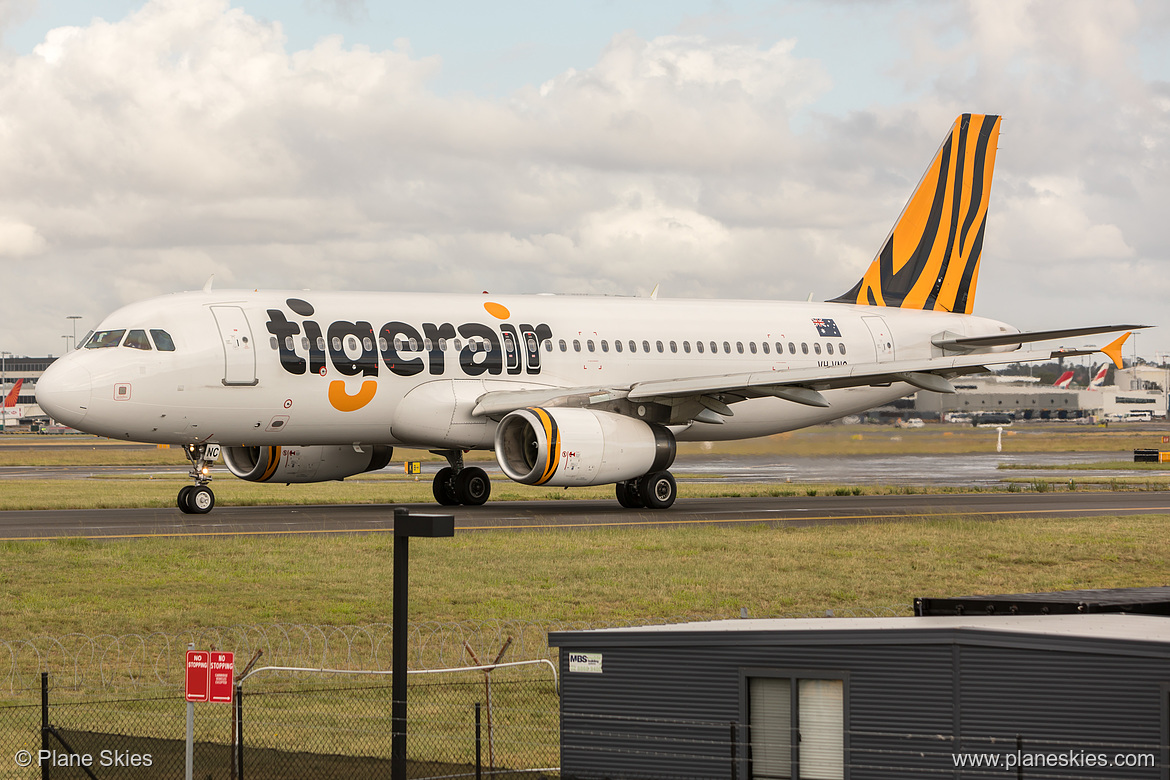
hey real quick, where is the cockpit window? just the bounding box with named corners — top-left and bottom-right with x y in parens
top-left (86, 329), bottom-right (126, 349)
top-left (78, 330), bottom-right (94, 349)
top-left (150, 329), bottom-right (176, 351)
top-left (124, 330), bottom-right (152, 350)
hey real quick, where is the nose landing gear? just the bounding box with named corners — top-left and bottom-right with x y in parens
top-left (179, 444), bottom-right (220, 514)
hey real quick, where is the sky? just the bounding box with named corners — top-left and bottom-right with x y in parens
top-left (1, 0), bottom-right (1168, 360)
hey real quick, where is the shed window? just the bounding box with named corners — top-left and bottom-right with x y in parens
top-left (749, 676), bottom-right (844, 780)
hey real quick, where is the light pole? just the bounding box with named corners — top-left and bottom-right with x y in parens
top-left (67, 315), bottom-right (83, 350)
top-left (0, 351), bottom-right (10, 434)
top-left (62, 335), bottom-right (71, 353)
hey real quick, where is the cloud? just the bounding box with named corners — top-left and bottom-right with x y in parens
top-left (0, 0), bottom-right (1168, 356)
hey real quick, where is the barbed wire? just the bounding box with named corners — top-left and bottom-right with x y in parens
top-left (0, 606), bottom-right (910, 694)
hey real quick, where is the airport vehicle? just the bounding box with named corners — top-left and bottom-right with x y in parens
top-left (35, 114), bottom-right (1148, 513)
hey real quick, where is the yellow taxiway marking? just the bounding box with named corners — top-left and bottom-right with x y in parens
top-left (3, 504), bottom-right (1170, 542)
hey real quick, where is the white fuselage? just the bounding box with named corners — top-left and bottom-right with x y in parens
top-left (36, 290), bottom-right (1017, 449)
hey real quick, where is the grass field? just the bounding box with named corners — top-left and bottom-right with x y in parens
top-left (3, 514), bottom-right (1167, 642)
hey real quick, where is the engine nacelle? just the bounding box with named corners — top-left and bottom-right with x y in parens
top-left (222, 445), bottom-right (393, 483)
top-left (494, 407), bottom-right (675, 486)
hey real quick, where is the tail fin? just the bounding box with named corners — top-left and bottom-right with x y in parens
top-left (1054, 371), bottom-right (1074, 389)
top-left (831, 113), bottom-right (1002, 313)
top-left (3, 379), bottom-right (22, 407)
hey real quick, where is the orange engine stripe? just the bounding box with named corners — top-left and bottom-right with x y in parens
top-left (260, 446), bottom-right (281, 482)
top-left (532, 408), bottom-right (560, 485)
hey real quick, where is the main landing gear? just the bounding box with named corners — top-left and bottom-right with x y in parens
top-left (178, 443), bottom-right (220, 514)
top-left (431, 450), bottom-right (492, 507)
top-left (615, 470), bottom-right (677, 509)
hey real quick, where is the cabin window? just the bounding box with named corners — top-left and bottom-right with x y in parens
top-left (573, 339), bottom-right (581, 352)
top-left (629, 340), bottom-right (637, 353)
top-left (333, 337), bottom-right (344, 352)
top-left (697, 341), bottom-right (705, 354)
top-left (839, 342), bottom-right (847, 355)
top-left (317, 337), bottom-right (326, 352)
top-left (710, 341), bottom-right (718, 354)
top-left (282, 335), bottom-right (294, 353)
top-left (826, 342), bottom-right (834, 355)
top-left (762, 342), bottom-right (770, 355)
top-left (438, 338), bottom-right (448, 351)
top-left (123, 332), bottom-right (152, 348)
top-left (643, 340), bottom-right (651, 353)
top-left (723, 341), bottom-right (731, 354)
top-left (749, 342), bottom-right (757, 354)
top-left (393, 337), bottom-right (403, 351)
top-left (683, 341), bottom-right (691, 353)
top-left (656, 340), bottom-right (664, 353)
top-left (559, 339), bottom-right (567, 352)
top-left (615, 340), bottom-right (623, 353)
top-left (801, 343), bottom-right (809, 355)
top-left (150, 330), bottom-right (176, 351)
top-left (601, 340), bottom-right (609, 353)
top-left (587, 340), bottom-right (595, 353)
top-left (814, 342), bottom-right (822, 355)
top-left (424, 338), bottom-right (433, 351)
top-left (269, 336), bottom-right (278, 350)
top-left (736, 342), bottom-right (744, 354)
top-left (544, 340), bottom-right (552, 352)
top-left (86, 330), bottom-right (125, 349)
top-left (787, 342), bottom-right (795, 354)
top-left (670, 341), bottom-right (678, 353)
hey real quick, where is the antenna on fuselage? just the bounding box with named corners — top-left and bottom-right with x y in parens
top-left (203, 275), bottom-right (215, 292)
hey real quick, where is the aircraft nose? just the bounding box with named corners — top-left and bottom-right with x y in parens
top-left (35, 359), bottom-right (92, 428)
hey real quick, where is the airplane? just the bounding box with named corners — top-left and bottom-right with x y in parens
top-left (1088, 364), bottom-right (1109, 389)
top-left (1053, 370), bottom-right (1075, 389)
top-left (2, 379), bottom-right (25, 423)
top-left (35, 114), bottom-right (1150, 514)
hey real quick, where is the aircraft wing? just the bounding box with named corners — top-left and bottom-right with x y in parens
top-left (471, 339), bottom-right (1124, 422)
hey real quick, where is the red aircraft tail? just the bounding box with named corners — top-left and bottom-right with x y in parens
top-left (3, 379), bottom-right (22, 407)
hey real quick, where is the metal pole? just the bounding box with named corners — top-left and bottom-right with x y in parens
top-left (68, 316), bottom-right (82, 350)
top-left (730, 722), bottom-right (737, 780)
top-left (475, 702), bottom-right (482, 780)
top-left (1, 351), bottom-right (9, 435)
top-left (186, 642), bottom-right (195, 780)
top-left (235, 684), bottom-right (244, 780)
top-left (391, 511), bottom-right (409, 780)
top-left (41, 672), bottom-right (48, 780)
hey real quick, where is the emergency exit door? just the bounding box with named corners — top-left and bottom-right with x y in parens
top-left (210, 306), bottom-right (258, 386)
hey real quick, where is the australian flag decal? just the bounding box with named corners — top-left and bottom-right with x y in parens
top-left (812, 317), bottom-right (841, 338)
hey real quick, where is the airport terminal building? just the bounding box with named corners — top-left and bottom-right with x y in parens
top-left (1, 355), bottom-right (57, 423)
top-left (912, 367), bottom-right (1168, 422)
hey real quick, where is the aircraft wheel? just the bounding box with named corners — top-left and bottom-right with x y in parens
top-left (455, 467), bottom-right (491, 506)
top-left (177, 486), bottom-right (194, 513)
top-left (186, 485), bottom-right (216, 515)
top-left (638, 471), bottom-right (677, 509)
top-left (432, 467), bottom-right (460, 506)
top-left (615, 480), bottom-right (644, 509)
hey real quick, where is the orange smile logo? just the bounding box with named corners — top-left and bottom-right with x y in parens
top-left (328, 380), bottom-right (377, 412)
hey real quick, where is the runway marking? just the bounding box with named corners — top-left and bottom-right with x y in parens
top-left (3, 504), bottom-right (1169, 541)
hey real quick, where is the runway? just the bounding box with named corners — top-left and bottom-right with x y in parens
top-left (2, 491), bottom-right (1168, 541)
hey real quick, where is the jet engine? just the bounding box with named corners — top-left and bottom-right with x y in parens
top-left (494, 407), bottom-right (675, 486)
top-left (222, 445), bottom-right (393, 483)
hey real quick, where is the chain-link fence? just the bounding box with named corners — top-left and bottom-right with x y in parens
top-left (1, 665), bottom-right (559, 779)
